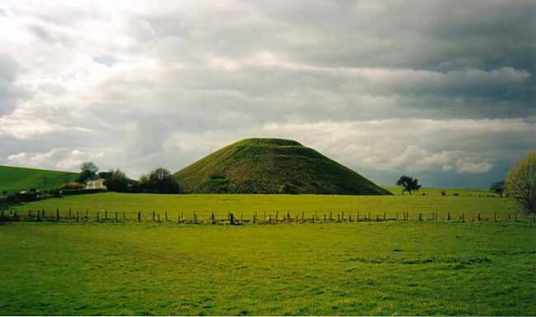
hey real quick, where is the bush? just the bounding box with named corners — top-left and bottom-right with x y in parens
top-left (103, 169), bottom-right (130, 192)
top-left (506, 151), bottom-right (536, 213)
top-left (139, 168), bottom-right (181, 194)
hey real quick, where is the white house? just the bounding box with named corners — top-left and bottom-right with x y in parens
top-left (85, 178), bottom-right (107, 190)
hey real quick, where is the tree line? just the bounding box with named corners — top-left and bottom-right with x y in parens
top-left (77, 162), bottom-right (180, 194)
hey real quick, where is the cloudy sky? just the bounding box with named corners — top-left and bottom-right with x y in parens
top-left (1, 0), bottom-right (535, 188)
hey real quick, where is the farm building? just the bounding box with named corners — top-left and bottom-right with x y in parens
top-left (85, 179), bottom-right (107, 190)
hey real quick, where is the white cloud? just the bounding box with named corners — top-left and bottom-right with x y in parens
top-left (7, 148), bottom-right (104, 171)
top-left (0, 0), bottom-right (533, 187)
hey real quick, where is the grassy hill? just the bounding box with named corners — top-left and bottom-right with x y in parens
top-left (175, 138), bottom-right (391, 195)
top-left (0, 165), bottom-right (78, 193)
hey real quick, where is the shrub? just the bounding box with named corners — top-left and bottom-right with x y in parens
top-left (139, 168), bottom-right (181, 194)
top-left (506, 151), bottom-right (536, 213)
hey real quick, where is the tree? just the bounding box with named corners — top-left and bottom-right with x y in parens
top-left (490, 180), bottom-right (505, 197)
top-left (78, 162), bottom-right (98, 183)
top-left (140, 168), bottom-right (180, 194)
top-left (103, 169), bottom-right (130, 192)
top-left (506, 151), bottom-right (536, 214)
top-left (396, 175), bottom-right (422, 195)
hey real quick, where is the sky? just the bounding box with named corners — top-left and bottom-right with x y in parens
top-left (0, 0), bottom-right (535, 188)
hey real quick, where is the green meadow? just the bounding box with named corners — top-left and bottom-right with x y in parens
top-left (3, 190), bottom-right (533, 315)
top-left (1, 222), bottom-right (535, 315)
top-left (12, 191), bottom-right (516, 222)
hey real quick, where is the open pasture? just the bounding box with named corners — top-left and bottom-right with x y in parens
top-left (10, 191), bottom-right (516, 223)
top-left (1, 222), bottom-right (535, 315)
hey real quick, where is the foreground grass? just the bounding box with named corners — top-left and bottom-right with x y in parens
top-left (1, 222), bottom-right (535, 315)
top-left (12, 192), bottom-right (516, 221)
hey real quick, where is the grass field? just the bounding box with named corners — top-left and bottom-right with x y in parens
top-left (1, 222), bottom-right (535, 315)
top-left (0, 165), bottom-right (77, 194)
top-left (11, 191), bottom-right (516, 222)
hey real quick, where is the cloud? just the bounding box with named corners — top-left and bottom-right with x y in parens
top-left (0, 0), bottom-right (533, 187)
top-left (0, 54), bottom-right (27, 116)
top-left (7, 148), bottom-right (104, 170)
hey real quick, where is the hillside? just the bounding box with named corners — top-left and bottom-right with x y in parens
top-left (175, 138), bottom-right (391, 195)
top-left (0, 165), bottom-right (78, 194)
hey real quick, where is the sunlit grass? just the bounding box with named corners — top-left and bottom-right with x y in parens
top-left (1, 222), bottom-right (535, 315)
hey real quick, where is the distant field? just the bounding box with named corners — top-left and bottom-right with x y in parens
top-left (0, 165), bottom-right (77, 194)
top-left (1, 222), bottom-right (535, 315)
top-left (12, 191), bottom-right (516, 221)
top-left (385, 186), bottom-right (495, 197)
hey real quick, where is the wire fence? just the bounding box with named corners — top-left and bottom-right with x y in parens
top-left (1, 208), bottom-right (535, 226)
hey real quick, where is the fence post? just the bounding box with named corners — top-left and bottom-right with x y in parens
top-left (461, 213), bottom-right (465, 223)
top-left (165, 211), bottom-right (168, 223)
top-left (122, 212), bottom-right (126, 222)
top-left (97, 211), bottom-right (100, 222)
top-left (494, 212), bottom-right (497, 222)
top-left (229, 213), bottom-right (235, 225)
top-left (477, 213), bottom-right (481, 222)
top-left (68, 208), bottom-right (72, 219)
top-left (384, 212), bottom-right (386, 222)
top-left (115, 212), bottom-right (118, 223)
top-left (56, 208), bottom-right (60, 222)
top-left (253, 213), bottom-right (256, 224)
top-left (76, 211), bottom-right (80, 222)
top-left (137, 211), bottom-right (141, 223)
top-left (418, 213), bottom-right (422, 222)
top-left (104, 210), bottom-right (107, 221)
top-left (152, 211), bottom-right (155, 222)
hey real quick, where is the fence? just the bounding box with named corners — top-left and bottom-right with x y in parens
top-left (1, 208), bottom-right (535, 226)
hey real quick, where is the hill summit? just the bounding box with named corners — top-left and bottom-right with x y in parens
top-left (175, 138), bottom-right (391, 195)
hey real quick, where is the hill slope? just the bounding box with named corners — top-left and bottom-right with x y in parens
top-left (175, 138), bottom-right (391, 195)
top-left (0, 165), bottom-right (78, 193)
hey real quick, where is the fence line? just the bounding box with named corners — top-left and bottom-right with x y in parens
top-left (0, 208), bottom-right (535, 226)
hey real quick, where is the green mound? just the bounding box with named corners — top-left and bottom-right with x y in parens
top-left (175, 138), bottom-right (391, 195)
top-left (0, 165), bottom-right (78, 194)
